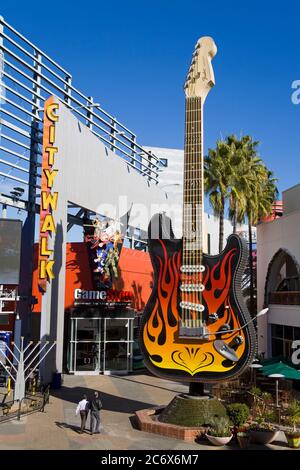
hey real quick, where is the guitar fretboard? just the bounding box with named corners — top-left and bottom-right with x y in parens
top-left (182, 96), bottom-right (204, 267)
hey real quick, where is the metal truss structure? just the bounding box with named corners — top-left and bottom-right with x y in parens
top-left (0, 16), bottom-right (160, 218)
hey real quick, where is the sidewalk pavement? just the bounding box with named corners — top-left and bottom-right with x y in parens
top-left (0, 373), bottom-right (293, 450)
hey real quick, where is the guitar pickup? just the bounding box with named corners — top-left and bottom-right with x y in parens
top-left (178, 323), bottom-right (209, 340)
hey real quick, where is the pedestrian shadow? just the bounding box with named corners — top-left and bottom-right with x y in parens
top-left (55, 421), bottom-right (85, 434)
top-left (51, 386), bottom-right (155, 413)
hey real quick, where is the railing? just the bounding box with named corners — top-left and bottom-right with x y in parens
top-left (269, 291), bottom-right (300, 305)
top-left (0, 16), bottom-right (160, 205)
top-left (0, 385), bottom-right (50, 423)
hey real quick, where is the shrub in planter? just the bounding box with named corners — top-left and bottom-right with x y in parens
top-left (205, 417), bottom-right (233, 446)
top-left (236, 431), bottom-right (250, 449)
top-left (226, 403), bottom-right (250, 431)
top-left (285, 400), bottom-right (300, 448)
top-left (248, 422), bottom-right (279, 445)
top-left (285, 431), bottom-right (300, 448)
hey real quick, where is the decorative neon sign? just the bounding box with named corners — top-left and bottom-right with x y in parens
top-left (38, 97), bottom-right (59, 291)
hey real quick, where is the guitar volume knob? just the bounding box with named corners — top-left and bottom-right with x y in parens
top-left (218, 323), bottom-right (231, 332)
top-left (208, 313), bottom-right (219, 323)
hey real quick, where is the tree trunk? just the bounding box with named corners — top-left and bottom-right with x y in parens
top-left (219, 196), bottom-right (225, 253)
top-left (233, 200), bottom-right (237, 234)
top-left (248, 220), bottom-right (255, 317)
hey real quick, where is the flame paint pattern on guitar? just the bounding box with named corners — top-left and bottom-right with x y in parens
top-left (140, 217), bottom-right (255, 381)
top-left (140, 36), bottom-right (256, 382)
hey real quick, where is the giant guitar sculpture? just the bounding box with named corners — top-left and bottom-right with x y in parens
top-left (140, 37), bottom-right (256, 383)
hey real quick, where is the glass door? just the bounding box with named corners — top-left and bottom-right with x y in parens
top-left (103, 318), bottom-right (133, 374)
top-left (68, 318), bottom-right (103, 374)
top-left (75, 342), bottom-right (101, 372)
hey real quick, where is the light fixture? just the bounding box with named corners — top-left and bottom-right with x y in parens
top-left (249, 363), bottom-right (263, 369)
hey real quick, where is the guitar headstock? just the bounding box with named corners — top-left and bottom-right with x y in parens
top-left (184, 36), bottom-right (217, 102)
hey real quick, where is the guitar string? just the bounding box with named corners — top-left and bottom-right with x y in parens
top-left (190, 97), bottom-right (194, 326)
top-left (185, 96), bottom-right (192, 326)
top-left (199, 96), bottom-right (203, 328)
top-left (195, 96), bottom-right (200, 328)
top-left (183, 96), bottom-right (189, 325)
top-left (187, 96), bottom-right (192, 326)
top-left (183, 96), bottom-right (205, 327)
top-left (194, 96), bottom-right (198, 328)
top-left (193, 96), bottom-right (197, 327)
top-left (189, 98), bottom-right (197, 327)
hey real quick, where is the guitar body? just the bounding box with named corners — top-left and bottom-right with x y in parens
top-left (140, 213), bottom-right (256, 382)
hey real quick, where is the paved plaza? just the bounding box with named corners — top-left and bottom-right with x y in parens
top-left (0, 373), bottom-right (292, 450)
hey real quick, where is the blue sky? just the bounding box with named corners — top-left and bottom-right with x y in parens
top-left (1, 0), bottom-right (300, 196)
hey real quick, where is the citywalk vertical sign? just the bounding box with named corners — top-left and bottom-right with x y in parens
top-left (38, 96), bottom-right (59, 292)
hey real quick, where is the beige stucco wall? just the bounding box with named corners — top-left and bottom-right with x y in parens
top-left (257, 197), bottom-right (300, 356)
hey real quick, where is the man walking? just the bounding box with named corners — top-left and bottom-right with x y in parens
top-left (90, 391), bottom-right (102, 435)
top-left (76, 394), bottom-right (89, 434)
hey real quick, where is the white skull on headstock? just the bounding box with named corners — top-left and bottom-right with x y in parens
top-left (184, 36), bottom-right (217, 102)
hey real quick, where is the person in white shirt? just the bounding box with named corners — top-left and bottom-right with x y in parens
top-left (76, 394), bottom-right (89, 433)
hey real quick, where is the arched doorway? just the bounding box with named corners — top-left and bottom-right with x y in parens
top-left (264, 248), bottom-right (300, 358)
top-left (264, 248), bottom-right (300, 306)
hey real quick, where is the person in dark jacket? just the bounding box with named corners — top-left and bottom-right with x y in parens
top-left (90, 391), bottom-right (102, 435)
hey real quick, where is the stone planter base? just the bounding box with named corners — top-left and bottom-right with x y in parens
top-left (135, 406), bottom-right (207, 442)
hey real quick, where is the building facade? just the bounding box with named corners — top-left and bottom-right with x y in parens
top-left (257, 184), bottom-right (300, 359)
top-left (31, 243), bottom-right (153, 375)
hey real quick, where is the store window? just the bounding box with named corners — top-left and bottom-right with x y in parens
top-left (105, 342), bottom-right (128, 371)
top-left (105, 319), bottom-right (128, 341)
top-left (77, 318), bottom-right (100, 341)
top-left (271, 324), bottom-right (300, 359)
top-left (67, 315), bottom-right (133, 374)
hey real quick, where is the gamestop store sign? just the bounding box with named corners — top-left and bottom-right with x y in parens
top-left (74, 288), bottom-right (133, 307)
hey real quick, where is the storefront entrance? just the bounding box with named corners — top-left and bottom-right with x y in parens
top-left (67, 314), bottom-right (134, 375)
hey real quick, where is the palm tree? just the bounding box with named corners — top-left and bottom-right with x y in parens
top-left (226, 135), bottom-right (261, 233)
top-left (204, 140), bottom-right (237, 253)
top-left (205, 134), bottom-right (278, 315)
top-left (245, 165), bottom-right (278, 314)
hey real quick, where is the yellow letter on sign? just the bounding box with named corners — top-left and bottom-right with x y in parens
top-left (41, 214), bottom-right (56, 233)
top-left (44, 169), bottom-right (58, 189)
top-left (40, 237), bottom-right (53, 256)
top-left (46, 103), bottom-right (59, 122)
top-left (39, 260), bottom-right (55, 279)
top-left (41, 191), bottom-right (58, 211)
top-left (45, 147), bottom-right (58, 166)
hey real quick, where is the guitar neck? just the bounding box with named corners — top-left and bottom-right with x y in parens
top-left (182, 96), bottom-right (204, 263)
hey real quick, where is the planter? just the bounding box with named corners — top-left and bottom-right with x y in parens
top-left (237, 434), bottom-right (250, 449)
top-left (285, 432), bottom-right (300, 449)
top-left (205, 433), bottom-right (233, 446)
top-left (249, 430), bottom-right (279, 445)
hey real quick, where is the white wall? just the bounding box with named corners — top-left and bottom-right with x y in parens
top-left (257, 193), bottom-right (300, 356)
top-left (40, 99), bottom-right (169, 379)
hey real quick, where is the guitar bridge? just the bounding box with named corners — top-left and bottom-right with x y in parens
top-left (178, 321), bottom-right (209, 340)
